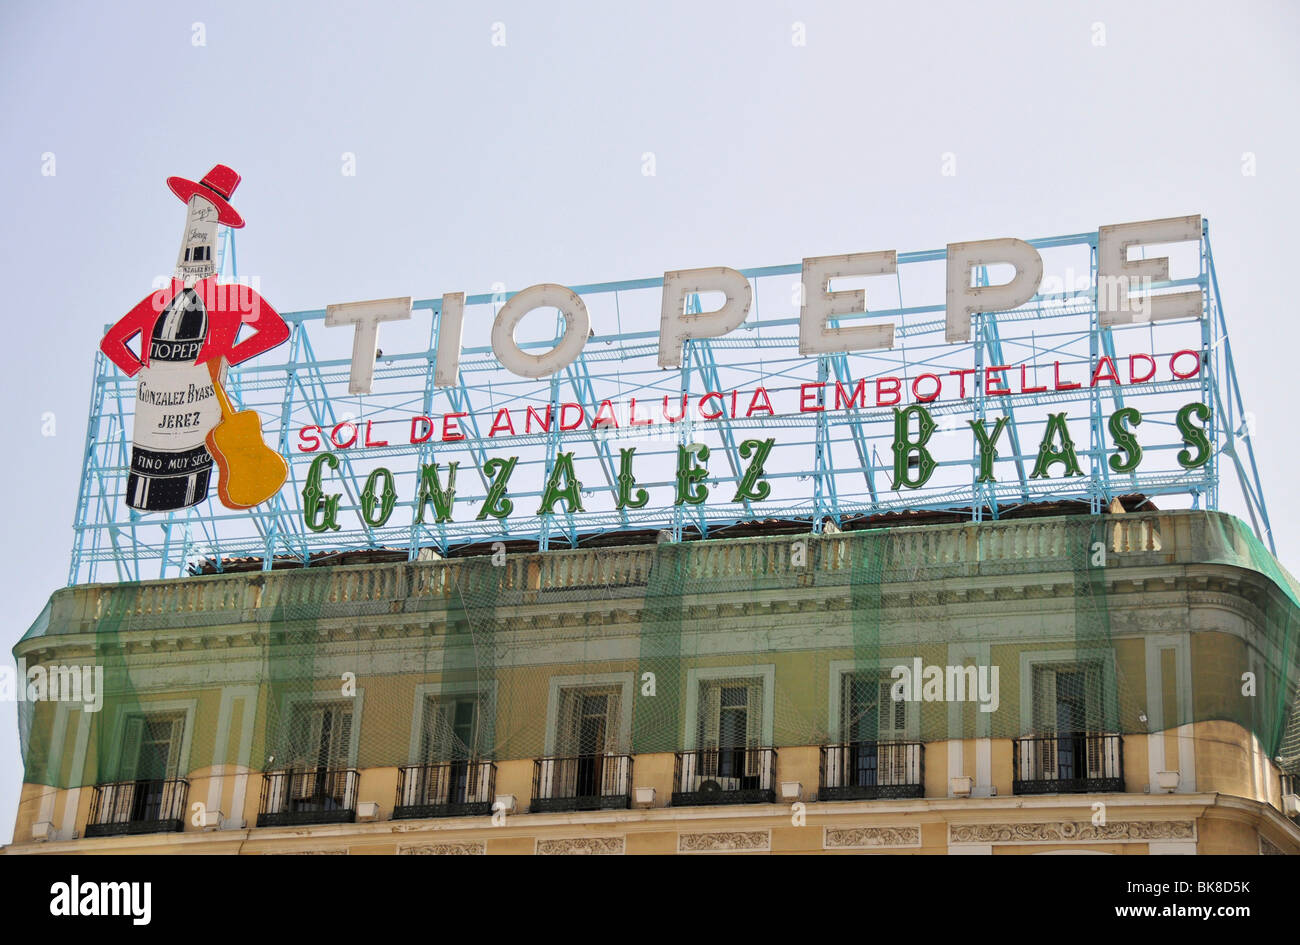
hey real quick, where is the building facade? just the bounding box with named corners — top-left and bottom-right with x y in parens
top-left (6, 508), bottom-right (1300, 855)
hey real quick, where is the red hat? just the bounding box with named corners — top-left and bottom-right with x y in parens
top-left (166, 164), bottom-right (245, 228)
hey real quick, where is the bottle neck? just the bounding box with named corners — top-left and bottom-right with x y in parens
top-left (174, 195), bottom-right (220, 285)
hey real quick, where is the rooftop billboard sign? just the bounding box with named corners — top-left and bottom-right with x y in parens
top-left (73, 168), bottom-right (1269, 582)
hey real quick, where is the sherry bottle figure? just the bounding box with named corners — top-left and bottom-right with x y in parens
top-left (99, 165), bottom-right (290, 513)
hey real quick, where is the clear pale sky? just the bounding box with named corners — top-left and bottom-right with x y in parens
top-left (1, 0), bottom-right (1297, 843)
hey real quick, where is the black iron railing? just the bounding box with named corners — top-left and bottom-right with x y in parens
top-left (257, 767), bottom-right (359, 827)
top-left (1013, 732), bottom-right (1123, 794)
top-left (673, 747), bottom-right (777, 805)
top-left (530, 754), bottom-right (632, 812)
top-left (820, 741), bottom-right (924, 800)
top-left (85, 778), bottom-right (188, 837)
top-left (394, 761), bottom-right (495, 819)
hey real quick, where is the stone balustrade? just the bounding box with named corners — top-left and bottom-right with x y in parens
top-left (22, 510), bottom-right (1289, 641)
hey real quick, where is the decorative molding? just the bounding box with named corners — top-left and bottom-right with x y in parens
top-left (949, 821), bottom-right (1195, 845)
top-left (536, 836), bottom-right (624, 856)
top-left (399, 841), bottom-right (485, 855)
top-left (678, 830), bottom-right (770, 853)
top-left (261, 848), bottom-right (348, 855)
top-left (824, 825), bottom-right (921, 849)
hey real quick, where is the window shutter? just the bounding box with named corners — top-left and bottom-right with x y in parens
top-left (1032, 665), bottom-right (1057, 734)
top-left (1086, 732), bottom-right (1104, 779)
top-left (266, 770), bottom-right (286, 812)
top-left (698, 682), bottom-right (722, 751)
top-left (604, 690), bottom-right (622, 754)
top-left (744, 679), bottom-right (764, 778)
top-left (291, 704), bottom-right (328, 797)
top-left (840, 673), bottom-right (856, 744)
top-left (1085, 661), bottom-right (1104, 733)
top-left (471, 760), bottom-right (492, 803)
top-left (600, 692), bottom-right (623, 795)
top-left (164, 715), bottom-right (184, 779)
top-left (879, 678), bottom-right (906, 741)
top-left (288, 704), bottom-right (323, 767)
top-left (307, 706), bottom-right (326, 767)
top-left (293, 766), bottom-right (316, 800)
top-left (119, 716), bottom-right (144, 781)
top-left (1085, 662), bottom-right (1106, 777)
top-left (745, 680), bottom-right (763, 748)
top-left (422, 699), bottom-right (453, 762)
top-left (556, 689), bottom-right (581, 756)
top-left (697, 682), bottom-right (722, 778)
top-left (330, 705), bottom-right (353, 768)
top-left (465, 700), bottom-right (481, 759)
top-left (1031, 666), bottom-right (1058, 779)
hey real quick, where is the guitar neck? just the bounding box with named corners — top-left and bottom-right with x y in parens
top-left (207, 358), bottom-right (236, 419)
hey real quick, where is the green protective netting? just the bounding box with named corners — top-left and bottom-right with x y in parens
top-left (14, 510), bottom-right (1300, 807)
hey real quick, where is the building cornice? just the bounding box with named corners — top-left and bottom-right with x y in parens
top-left (16, 511), bottom-right (1299, 668)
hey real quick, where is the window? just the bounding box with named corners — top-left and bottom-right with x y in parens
top-left (275, 701), bottom-right (356, 812)
top-left (698, 676), bottom-right (764, 782)
top-left (699, 678), bottom-right (761, 749)
top-left (556, 687), bottom-right (622, 756)
top-left (838, 672), bottom-right (914, 788)
top-left (420, 697), bottom-right (479, 762)
top-left (288, 701), bottom-right (354, 769)
top-left (117, 712), bottom-right (184, 824)
top-left (1031, 661), bottom-right (1107, 781)
top-left (1032, 662), bottom-right (1103, 735)
top-left (120, 712), bottom-right (184, 781)
top-left (841, 673), bottom-right (907, 744)
top-left (540, 685), bottom-right (629, 806)
top-left (417, 696), bottom-right (481, 808)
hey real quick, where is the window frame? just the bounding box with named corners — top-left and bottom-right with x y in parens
top-left (1017, 648), bottom-right (1119, 737)
top-left (543, 672), bottom-right (634, 757)
top-left (278, 689), bottom-right (364, 770)
top-left (828, 659), bottom-right (920, 744)
top-left (683, 665), bottom-right (776, 751)
top-left (104, 698), bottom-right (197, 784)
top-left (408, 681), bottom-right (496, 764)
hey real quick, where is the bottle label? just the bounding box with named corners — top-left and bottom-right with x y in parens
top-left (128, 362), bottom-right (221, 510)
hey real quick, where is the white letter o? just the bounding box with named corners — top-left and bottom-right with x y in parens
top-left (491, 283), bottom-right (590, 379)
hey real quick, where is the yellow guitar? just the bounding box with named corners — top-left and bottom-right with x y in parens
top-left (205, 358), bottom-right (288, 509)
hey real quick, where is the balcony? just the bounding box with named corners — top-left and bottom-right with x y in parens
top-left (85, 778), bottom-right (188, 837)
top-left (673, 748), bottom-right (777, 806)
top-left (257, 767), bottom-right (359, 827)
top-left (820, 742), bottom-right (924, 801)
top-left (530, 754), bottom-right (632, 812)
top-left (1013, 732), bottom-right (1124, 795)
top-left (394, 761), bottom-right (495, 819)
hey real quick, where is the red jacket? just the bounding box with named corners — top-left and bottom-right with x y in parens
top-left (100, 276), bottom-right (290, 377)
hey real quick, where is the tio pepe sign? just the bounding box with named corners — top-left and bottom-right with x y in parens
top-left (292, 214), bottom-right (1211, 533)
